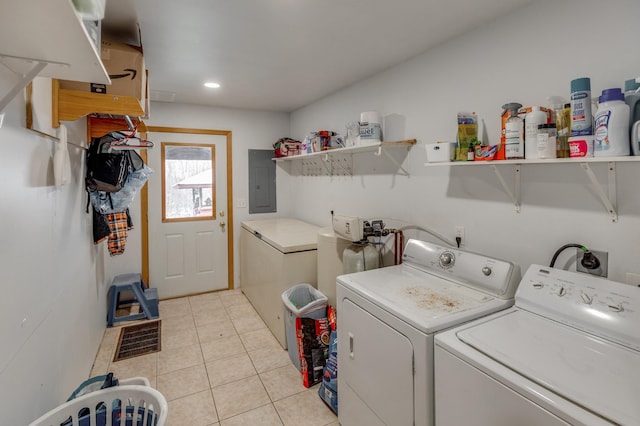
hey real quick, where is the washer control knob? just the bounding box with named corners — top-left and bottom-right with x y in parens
top-left (558, 286), bottom-right (567, 297)
top-left (580, 292), bottom-right (593, 305)
top-left (532, 282), bottom-right (544, 289)
top-left (439, 251), bottom-right (455, 268)
top-left (608, 303), bottom-right (624, 313)
top-left (482, 266), bottom-right (492, 276)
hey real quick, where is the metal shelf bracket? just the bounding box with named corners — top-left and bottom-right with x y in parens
top-left (490, 164), bottom-right (521, 213)
top-left (376, 145), bottom-right (410, 176)
top-left (580, 161), bottom-right (617, 223)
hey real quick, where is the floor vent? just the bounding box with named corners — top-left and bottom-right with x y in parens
top-left (113, 320), bottom-right (161, 362)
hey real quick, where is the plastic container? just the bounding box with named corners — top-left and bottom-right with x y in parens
top-left (343, 242), bottom-right (379, 274)
top-left (502, 103), bottom-right (524, 159)
top-left (548, 96), bottom-right (571, 158)
top-left (594, 88), bottom-right (630, 157)
top-left (571, 77), bottom-right (593, 136)
top-left (72, 0), bottom-right (106, 20)
top-left (624, 78), bottom-right (640, 155)
top-left (282, 283), bottom-right (328, 370)
top-left (525, 106), bottom-right (548, 159)
top-left (29, 385), bottom-right (167, 426)
top-left (536, 123), bottom-right (557, 159)
top-left (569, 135), bottom-right (595, 158)
top-left (358, 111), bottom-right (382, 144)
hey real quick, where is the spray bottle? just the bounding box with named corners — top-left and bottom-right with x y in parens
top-left (502, 103), bottom-right (524, 159)
top-left (570, 77), bottom-right (593, 136)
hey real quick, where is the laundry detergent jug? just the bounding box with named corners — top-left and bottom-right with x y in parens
top-left (624, 78), bottom-right (640, 155)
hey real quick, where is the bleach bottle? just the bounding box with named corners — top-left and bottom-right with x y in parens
top-left (594, 88), bottom-right (630, 157)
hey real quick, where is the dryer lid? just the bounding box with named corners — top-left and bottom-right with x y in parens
top-left (457, 310), bottom-right (640, 426)
top-left (337, 264), bottom-right (512, 333)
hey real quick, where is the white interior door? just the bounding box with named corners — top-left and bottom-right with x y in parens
top-left (146, 131), bottom-right (229, 299)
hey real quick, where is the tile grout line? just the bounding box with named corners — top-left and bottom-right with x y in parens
top-left (189, 295), bottom-right (223, 424)
top-left (98, 291), bottom-right (336, 425)
top-left (219, 292), bottom-right (292, 424)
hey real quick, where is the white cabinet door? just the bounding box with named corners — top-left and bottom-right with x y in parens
top-left (339, 298), bottom-right (414, 425)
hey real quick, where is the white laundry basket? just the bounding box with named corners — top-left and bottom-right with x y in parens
top-left (29, 385), bottom-right (168, 426)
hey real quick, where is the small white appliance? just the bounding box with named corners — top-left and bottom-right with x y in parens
top-left (332, 214), bottom-right (366, 242)
top-left (435, 264), bottom-right (640, 426)
top-left (240, 218), bottom-right (320, 348)
top-left (337, 239), bottom-right (520, 426)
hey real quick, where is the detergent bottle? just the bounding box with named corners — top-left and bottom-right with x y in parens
top-left (502, 103), bottom-right (524, 159)
top-left (594, 88), bottom-right (630, 157)
top-left (624, 78), bottom-right (640, 155)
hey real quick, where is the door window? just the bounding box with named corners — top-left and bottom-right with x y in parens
top-left (162, 142), bottom-right (216, 222)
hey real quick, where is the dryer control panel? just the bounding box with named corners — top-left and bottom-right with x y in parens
top-left (517, 265), bottom-right (640, 351)
top-left (402, 239), bottom-right (521, 300)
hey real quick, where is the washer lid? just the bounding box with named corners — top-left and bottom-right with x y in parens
top-left (337, 264), bottom-right (512, 333)
top-left (241, 219), bottom-right (319, 253)
top-left (457, 310), bottom-right (640, 426)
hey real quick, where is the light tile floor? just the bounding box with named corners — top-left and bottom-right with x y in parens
top-left (91, 289), bottom-right (338, 426)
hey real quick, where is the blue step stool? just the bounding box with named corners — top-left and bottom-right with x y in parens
top-left (107, 273), bottom-right (159, 327)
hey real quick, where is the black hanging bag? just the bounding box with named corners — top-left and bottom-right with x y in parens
top-left (86, 131), bottom-right (142, 193)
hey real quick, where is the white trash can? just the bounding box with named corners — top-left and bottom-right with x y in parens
top-left (282, 283), bottom-right (328, 370)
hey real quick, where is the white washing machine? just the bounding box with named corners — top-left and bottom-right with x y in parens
top-left (336, 239), bottom-right (520, 426)
top-left (435, 264), bottom-right (640, 426)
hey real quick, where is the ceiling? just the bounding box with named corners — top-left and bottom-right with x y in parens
top-left (103, 0), bottom-right (533, 113)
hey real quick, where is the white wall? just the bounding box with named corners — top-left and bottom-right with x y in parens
top-left (0, 84), bottom-right (289, 424)
top-left (2, 1), bottom-right (638, 422)
top-left (141, 103), bottom-right (291, 287)
top-left (0, 68), bottom-right (109, 424)
top-left (287, 0), bottom-right (640, 282)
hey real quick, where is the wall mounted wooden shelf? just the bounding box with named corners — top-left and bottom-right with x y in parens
top-left (53, 80), bottom-right (145, 128)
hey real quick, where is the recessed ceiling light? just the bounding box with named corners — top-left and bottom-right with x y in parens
top-left (204, 82), bottom-right (221, 89)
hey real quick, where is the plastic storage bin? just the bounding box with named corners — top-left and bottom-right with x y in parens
top-left (29, 385), bottom-right (167, 426)
top-left (282, 283), bottom-right (328, 370)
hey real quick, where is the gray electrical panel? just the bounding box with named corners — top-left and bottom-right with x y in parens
top-left (248, 149), bottom-right (276, 214)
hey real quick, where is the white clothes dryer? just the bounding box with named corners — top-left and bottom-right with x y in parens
top-left (336, 239), bottom-right (520, 426)
top-left (435, 264), bottom-right (640, 426)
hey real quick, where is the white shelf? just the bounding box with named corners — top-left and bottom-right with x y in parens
top-left (425, 156), bottom-right (640, 167)
top-left (0, 0), bottom-right (109, 114)
top-left (425, 155), bottom-right (640, 223)
top-left (274, 139), bottom-right (416, 176)
top-left (275, 140), bottom-right (414, 162)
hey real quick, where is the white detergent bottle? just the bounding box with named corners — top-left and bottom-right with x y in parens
top-left (594, 88), bottom-right (630, 157)
top-left (503, 103), bottom-right (524, 159)
top-left (524, 106), bottom-right (547, 159)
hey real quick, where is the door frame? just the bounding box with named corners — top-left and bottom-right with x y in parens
top-left (141, 126), bottom-right (234, 292)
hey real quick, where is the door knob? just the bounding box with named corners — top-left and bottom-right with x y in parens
top-left (219, 221), bottom-right (226, 228)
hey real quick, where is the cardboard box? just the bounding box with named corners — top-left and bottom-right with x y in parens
top-left (59, 40), bottom-right (146, 104)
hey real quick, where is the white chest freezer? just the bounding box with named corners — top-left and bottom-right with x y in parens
top-left (240, 218), bottom-right (320, 348)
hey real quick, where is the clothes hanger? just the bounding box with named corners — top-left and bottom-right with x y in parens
top-left (109, 119), bottom-right (155, 150)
